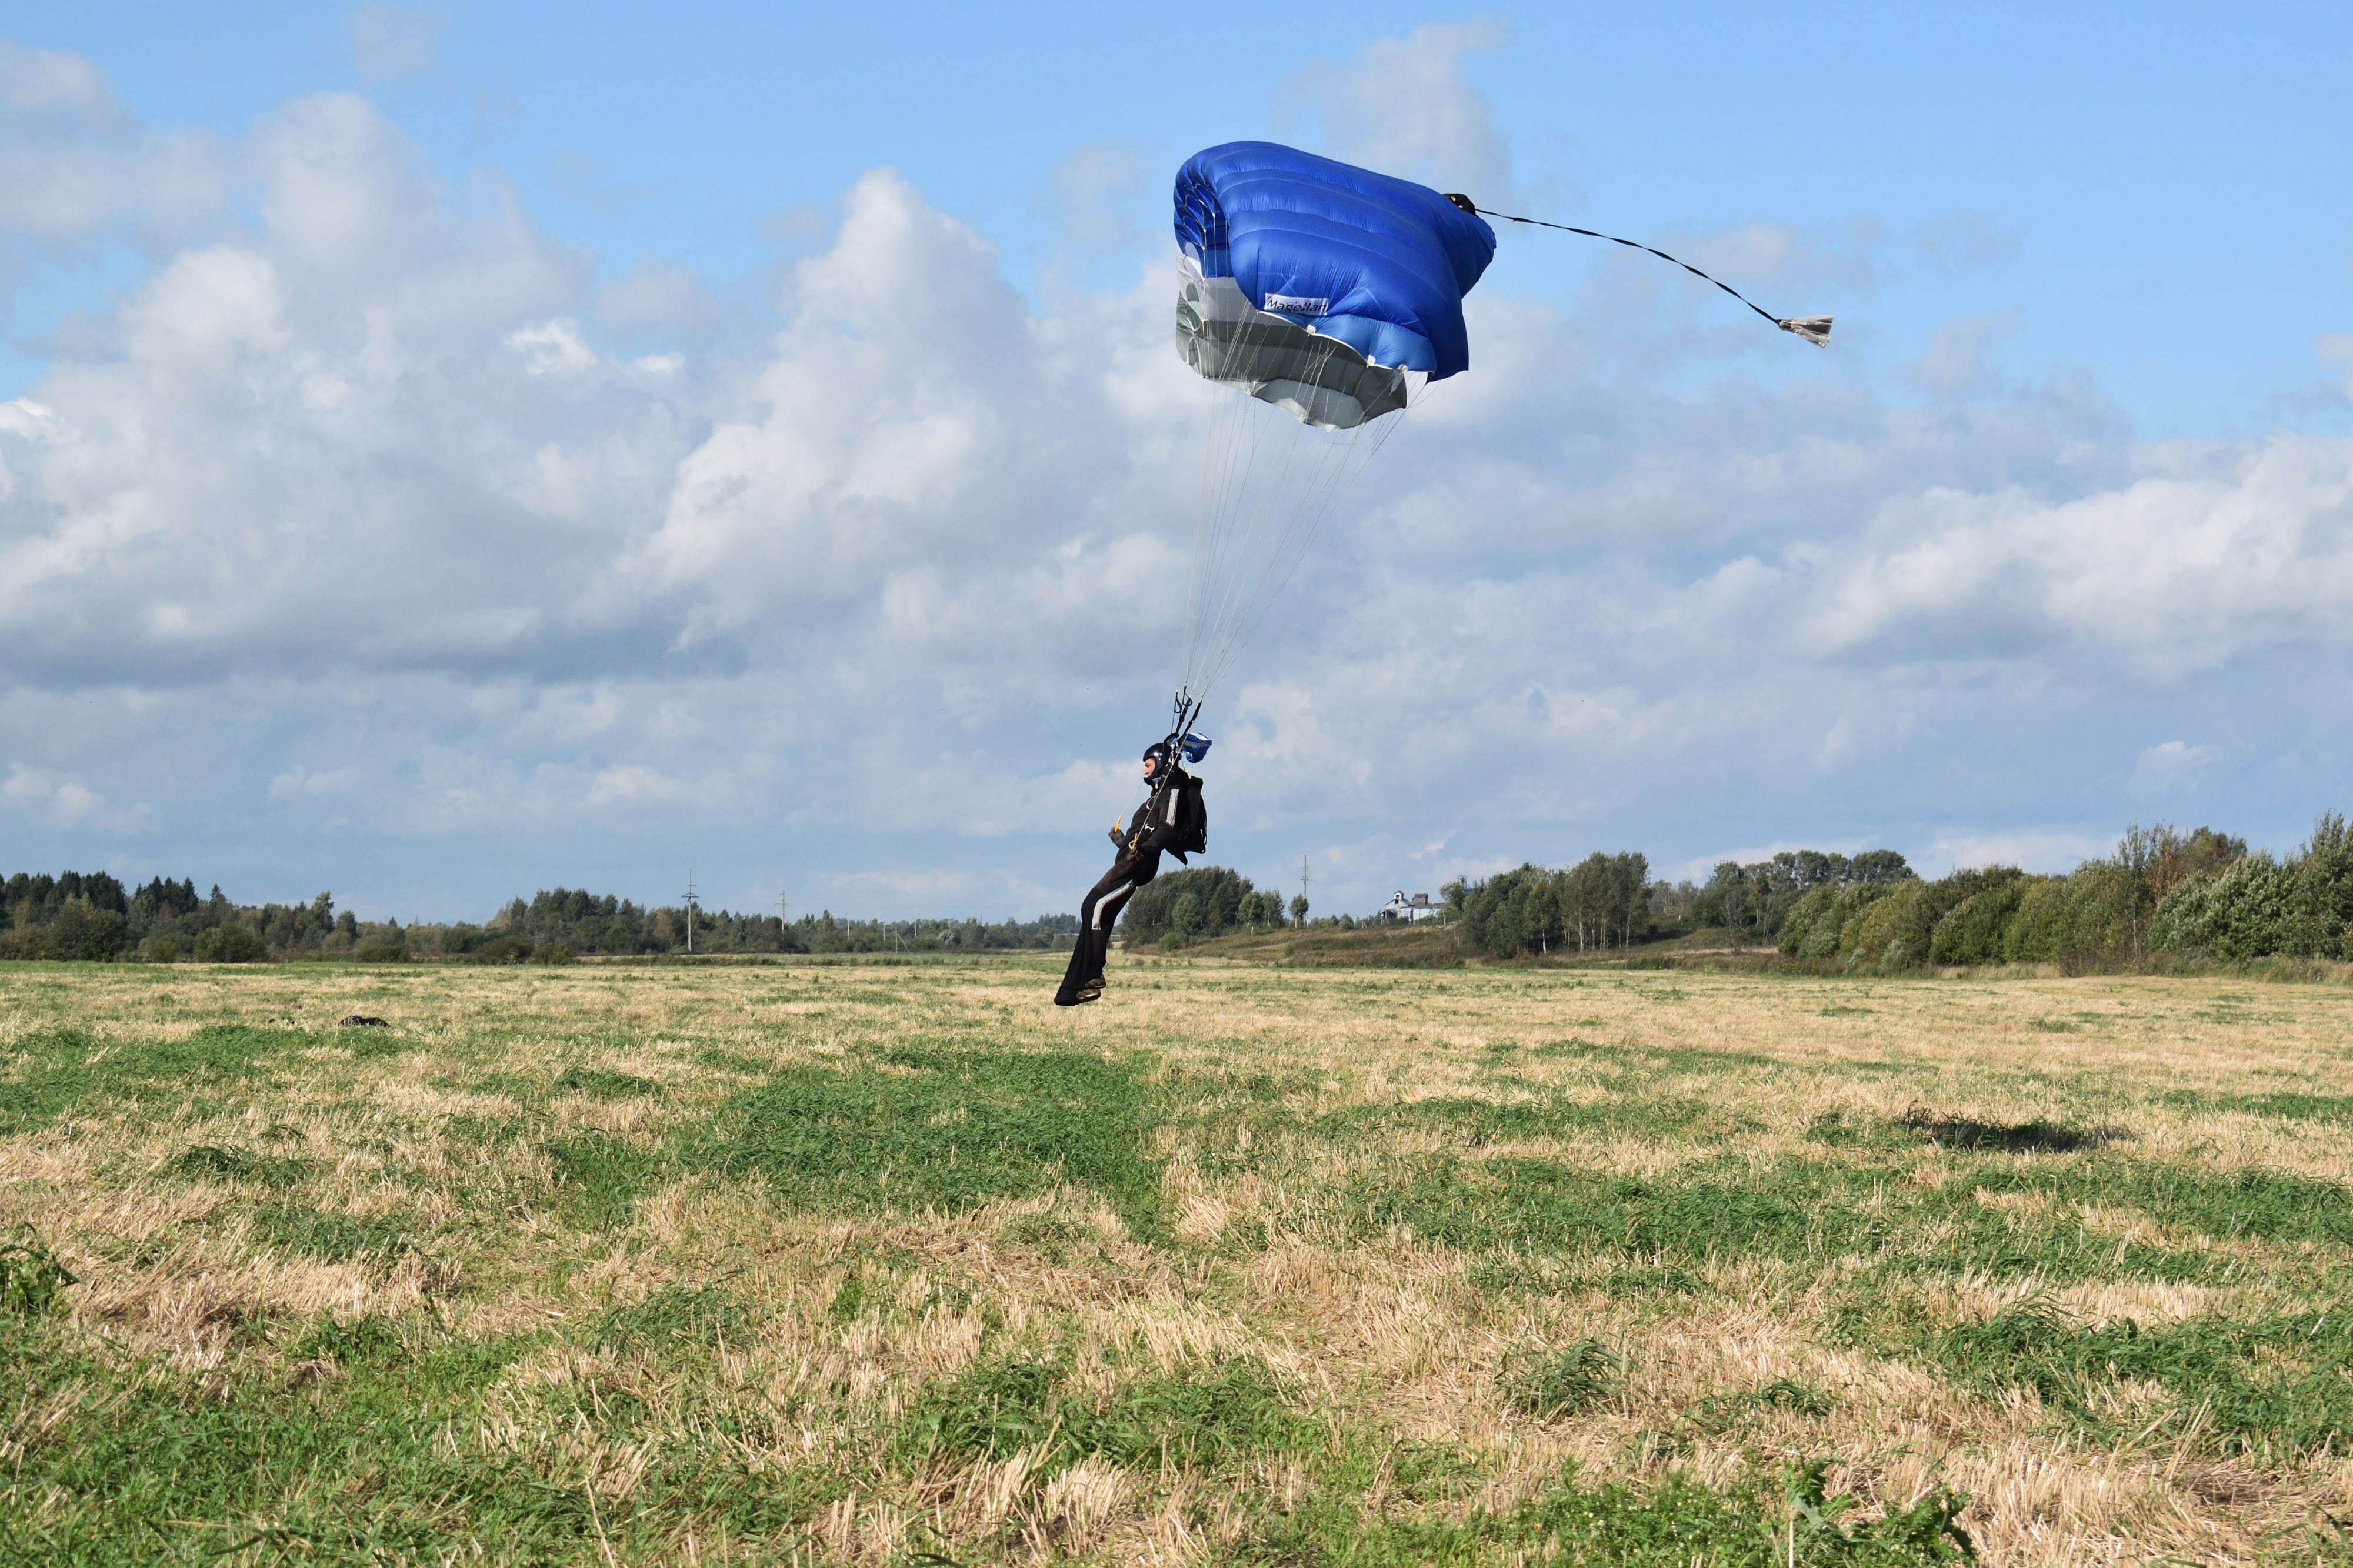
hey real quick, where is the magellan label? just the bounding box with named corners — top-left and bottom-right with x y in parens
top-left (1261, 293), bottom-right (1329, 317)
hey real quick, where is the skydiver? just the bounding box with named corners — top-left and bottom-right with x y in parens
top-left (1054, 740), bottom-right (1205, 1006)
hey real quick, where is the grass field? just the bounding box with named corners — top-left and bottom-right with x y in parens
top-left (6, 957), bottom-right (2353, 1564)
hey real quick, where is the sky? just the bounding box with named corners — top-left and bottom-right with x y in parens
top-left (1, 1), bottom-right (2349, 923)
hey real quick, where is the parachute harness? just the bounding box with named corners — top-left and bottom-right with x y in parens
top-left (1122, 693), bottom-right (1212, 859)
top-left (1446, 194), bottom-right (1832, 346)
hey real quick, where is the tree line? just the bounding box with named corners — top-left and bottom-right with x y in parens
top-left (1438, 815), bottom-right (2353, 969)
top-left (11, 813), bottom-right (2349, 969)
top-left (1118, 867), bottom-right (1302, 947)
top-left (1446, 853), bottom-right (1659, 958)
top-left (0, 873), bottom-right (1076, 964)
top-left (1771, 819), bottom-right (2349, 969)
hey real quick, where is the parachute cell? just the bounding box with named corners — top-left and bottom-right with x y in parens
top-left (1174, 142), bottom-right (1495, 431)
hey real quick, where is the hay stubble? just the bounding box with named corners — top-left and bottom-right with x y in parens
top-left (4, 957), bottom-right (2351, 1563)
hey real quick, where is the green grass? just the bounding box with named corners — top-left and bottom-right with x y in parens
top-left (1239, 1461), bottom-right (1973, 1567)
top-left (0, 1023), bottom-right (306, 1133)
top-left (1928, 1297), bottom-right (2353, 1459)
top-left (554, 1065), bottom-right (659, 1098)
top-left (904, 1353), bottom-right (1317, 1469)
top-left (1497, 1340), bottom-right (1622, 1417)
top-left (0, 1314), bottom-right (827, 1567)
top-left (248, 1202), bottom-right (416, 1263)
top-left (9, 959), bottom-right (2353, 1562)
top-left (689, 1045), bottom-right (1168, 1240)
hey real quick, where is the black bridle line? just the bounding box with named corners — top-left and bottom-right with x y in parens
top-left (1471, 204), bottom-right (1823, 342)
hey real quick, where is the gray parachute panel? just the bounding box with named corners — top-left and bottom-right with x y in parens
top-left (1176, 269), bottom-right (1407, 431)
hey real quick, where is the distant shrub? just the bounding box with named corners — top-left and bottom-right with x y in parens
top-left (1778, 882), bottom-right (1895, 959)
top-left (142, 935), bottom-right (182, 963)
top-left (2146, 815), bottom-right (2353, 962)
top-left (46, 899), bottom-right (128, 962)
top-left (1234, 889), bottom-right (1286, 931)
top-left (1458, 864), bottom-right (1562, 958)
top-left (1928, 874), bottom-right (2034, 965)
top-left (0, 927), bottom-right (48, 962)
top-left (1847, 880), bottom-right (1931, 967)
top-left (532, 942), bottom-right (574, 966)
top-left (1121, 866), bottom-right (1254, 946)
top-left (2006, 863), bottom-right (2135, 965)
top-left (192, 924), bottom-right (268, 964)
top-left (352, 940), bottom-right (406, 963)
top-left (470, 934), bottom-right (532, 965)
top-left (2152, 853), bottom-right (2299, 960)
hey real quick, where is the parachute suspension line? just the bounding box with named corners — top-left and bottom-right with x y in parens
top-left (1189, 413), bottom-right (1389, 708)
top-left (1182, 349), bottom-right (1412, 710)
top-left (1184, 314), bottom-right (1281, 696)
top-left (1455, 199), bottom-right (1832, 346)
top-left (1185, 335), bottom-right (1338, 705)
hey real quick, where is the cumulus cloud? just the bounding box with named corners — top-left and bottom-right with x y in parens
top-left (1284, 21), bottom-right (1515, 201)
top-left (1801, 432), bottom-right (2353, 671)
top-left (4, 763), bottom-right (145, 830)
top-left (1926, 829), bottom-right (2110, 876)
top-left (347, 3), bottom-right (445, 82)
top-left (3, 42), bottom-right (2351, 917)
top-left (0, 40), bottom-right (223, 271)
top-left (2128, 740), bottom-right (2222, 798)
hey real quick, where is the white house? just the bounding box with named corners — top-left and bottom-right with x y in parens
top-left (1381, 890), bottom-right (1443, 923)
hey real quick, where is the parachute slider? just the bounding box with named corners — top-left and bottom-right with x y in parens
top-left (1448, 194), bottom-right (1830, 347)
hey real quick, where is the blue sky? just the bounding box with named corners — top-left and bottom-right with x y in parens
top-left (2, 2), bottom-right (2350, 922)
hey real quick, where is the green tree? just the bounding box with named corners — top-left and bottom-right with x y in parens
top-left (1170, 892), bottom-right (1205, 942)
top-left (1121, 867), bottom-right (1254, 946)
top-left (193, 924), bottom-right (268, 964)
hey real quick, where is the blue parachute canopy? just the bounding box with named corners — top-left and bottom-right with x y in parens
top-left (1172, 141), bottom-right (1494, 428)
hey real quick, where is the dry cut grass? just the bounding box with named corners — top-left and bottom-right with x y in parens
top-left (4, 955), bottom-right (2353, 1564)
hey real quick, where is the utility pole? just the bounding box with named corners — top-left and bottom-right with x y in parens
top-left (1301, 854), bottom-right (1309, 906)
top-left (682, 869), bottom-right (696, 955)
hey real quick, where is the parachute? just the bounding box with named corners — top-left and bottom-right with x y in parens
top-left (1169, 142), bottom-right (1494, 716)
top-left (1174, 141), bottom-right (1496, 431)
top-left (1162, 141), bottom-right (1827, 732)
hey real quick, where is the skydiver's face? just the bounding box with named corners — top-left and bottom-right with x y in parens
top-left (1141, 755), bottom-right (1158, 782)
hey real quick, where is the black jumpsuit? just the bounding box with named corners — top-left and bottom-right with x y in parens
top-left (1055, 766), bottom-right (1192, 1006)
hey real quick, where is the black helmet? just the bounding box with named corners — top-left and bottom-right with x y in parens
top-left (1142, 739), bottom-right (1176, 773)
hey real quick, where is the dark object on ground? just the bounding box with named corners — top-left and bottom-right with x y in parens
top-left (336, 1015), bottom-right (389, 1029)
top-left (1898, 1103), bottom-right (2128, 1153)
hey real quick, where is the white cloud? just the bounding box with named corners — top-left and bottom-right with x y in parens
top-left (2128, 740), bottom-right (2222, 797)
top-left (1924, 830), bottom-right (2110, 876)
top-left (1803, 432), bottom-right (2353, 671)
top-left (268, 766), bottom-right (364, 801)
top-left (2321, 333), bottom-right (2353, 398)
top-left (0, 41), bottom-right (223, 258)
top-left (4, 764), bottom-right (145, 830)
top-left (122, 245), bottom-right (289, 368)
top-left (505, 318), bottom-right (596, 375)
top-left (348, 2), bottom-right (445, 82)
top-left (2, 48), bottom-right (2350, 919)
top-left (1044, 141), bottom-right (1151, 252)
top-left (586, 765), bottom-right (685, 806)
top-left (1285, 22), bottom-right (1515, 201)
